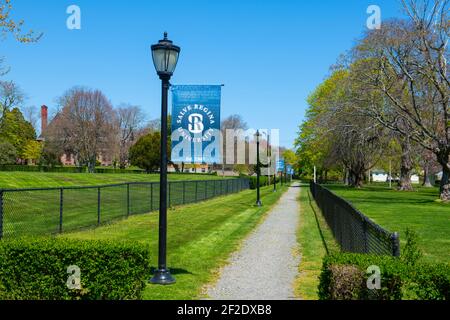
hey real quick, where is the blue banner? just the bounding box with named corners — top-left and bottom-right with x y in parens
top-left (276, 159), bottom-right (285, 172)
top-left (287, 165), bottom-right (293, 175)
top-left (171, 85), bottom-right (222, 164)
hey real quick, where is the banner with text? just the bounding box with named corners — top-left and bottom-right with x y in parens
top-left (171, 85), bottom-right (222, 164)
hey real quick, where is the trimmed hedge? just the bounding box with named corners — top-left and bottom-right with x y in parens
top-left (319, 253), bottom-right (449, 300)
top-left (248, 175), bottom-right (283, 189)
top-left (0, 238), bottom-right (151, 300)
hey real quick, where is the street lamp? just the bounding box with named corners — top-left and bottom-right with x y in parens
top-left (256, 130), bottom-right (262, 207)
top-left (150, 32), bottom-right (180, 285)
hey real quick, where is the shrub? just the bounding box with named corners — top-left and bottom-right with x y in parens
top-left (401, 228), bottom-right (423, 267)
top-left (327, 265), bottom-right (366, 300)
top-left (404, 263), bottom-right (450, 300)
top-left (319, 253), bottom-right (404, 300)
top-left (319, 253), bottom-right (449, 300)
top-left (247, 175), bottom-right (282, 189)
top-left (0, 238), bottom-right (150, 300)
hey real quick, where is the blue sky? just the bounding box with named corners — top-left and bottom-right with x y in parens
top-left (2, 0), bottom-right (405, 148)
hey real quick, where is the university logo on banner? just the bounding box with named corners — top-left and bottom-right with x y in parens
top-left (171, 85), bottom-right (222, 164)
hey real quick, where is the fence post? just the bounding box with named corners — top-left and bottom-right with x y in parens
top-left (0, 190), bottom-right (3, 239)
top-left (127, 183), bottom-right (130, 216)
top-left (391, 232), bottom-right (400, 257)
top-left (59, 188), bottom-right (64, 234)
top-left (97, 187), bottom-right (101, 225)
top-left (183, 181), bottom-right (186, 204)
top-left (205, 181), bottom-right (208, 199)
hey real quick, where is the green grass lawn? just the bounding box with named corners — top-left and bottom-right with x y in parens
top-left (295, 185), bottom-right (339, 300)
top-left (62, 185), bottom-right (288, 300)
top-left (0, 172), bottom-right (229, 189)
top-left (325, 183), bottom-right (450, 264)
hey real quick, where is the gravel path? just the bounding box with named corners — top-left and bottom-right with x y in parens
top-left (206, 183), bottom-right (301, 300)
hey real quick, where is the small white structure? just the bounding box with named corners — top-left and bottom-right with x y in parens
top-left (371, 170), bottom-right (420, 184)
top-left (372, 171), bottom-right (388, 182)
top-left (411, 175), bottom-right (420, 184)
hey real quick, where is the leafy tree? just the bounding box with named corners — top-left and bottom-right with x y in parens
top-left (283, 150), bottom-right (297, 165)
top-left (352, 0), bottom-right (450, 200)
top-left (0, 139), bottom-right (16, 164)
top-left (39, 147), bottom-right (62, 167)
top-left (0, 107), bottom-right (36, 155)
top-left (21, 140), bottom-right (42, 164)
top-left (129, 132), bottom-right (161, 173)
top-left (296, 69), bottom-right (388, 187)
top-left (295, 71), bottom-right (348, 180)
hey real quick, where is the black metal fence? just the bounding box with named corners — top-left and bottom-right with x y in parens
top-left (310, 182), bottom-right (400, 257)
top-left (0, 178), bottom-right (250, 239)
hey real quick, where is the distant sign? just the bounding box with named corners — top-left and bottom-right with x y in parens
top-left (286, 165), bottom-right (293, 175)
top-left (276, 160), bottom-right (285, 172)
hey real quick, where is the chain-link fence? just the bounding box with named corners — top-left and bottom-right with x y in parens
top-left (0, 178), bottom-right (250, 239)
top-left (310, 181), bottom-right (400, 257)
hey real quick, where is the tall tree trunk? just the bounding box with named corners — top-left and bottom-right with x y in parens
top-left (436, 149), bottom-right (450, 201)
top-left (88, 155), bottom-right (96, 173)
top-left (439, 164), bottom-right (450, 202)
top-left (349, 169), bottom-right (364, 188)
top-left (398, 138), bottom-right (414, 191)
top-left (422, 164), bottom-right (433, 188)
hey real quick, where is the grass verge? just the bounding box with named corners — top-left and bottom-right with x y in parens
top-left (294, 185), bottom-right (339, 300)
top-left (62, 185), bottom-right (288, 300)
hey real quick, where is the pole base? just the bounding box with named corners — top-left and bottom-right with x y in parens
top-left (256, 200), bottom-right (263, 207)
top-left (150, 269), bottom-right (176, 285)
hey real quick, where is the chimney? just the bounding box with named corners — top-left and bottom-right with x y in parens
top-left (41, 105), bottom-right (48, 134)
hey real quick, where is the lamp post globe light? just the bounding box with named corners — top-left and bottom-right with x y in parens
top-left (256, 130), bottom-right (262, 207)
top-left (150, 32), bottom-right (180, 285)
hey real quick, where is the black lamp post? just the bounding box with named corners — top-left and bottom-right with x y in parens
top-left (256, 130), bottom-right (262, 207)
top-left (273, 169), bottom-right (277, 193)
top-left (150, 32), bottom-right (180, 285)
